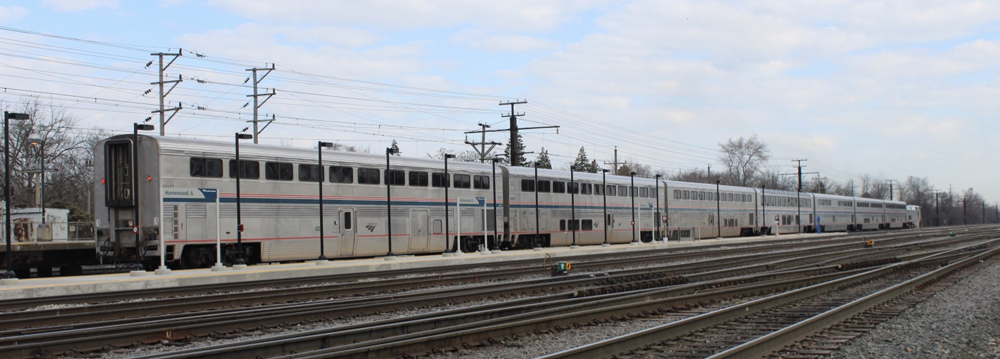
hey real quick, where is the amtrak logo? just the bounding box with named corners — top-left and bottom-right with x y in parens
top-left (365, 223), bottom-right (377, 232)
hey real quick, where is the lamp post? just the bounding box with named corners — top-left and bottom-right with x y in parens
top-left (27, 137), bottom-right (44, 225)
top-left (570, 166), bottom-right (578, 248)
top-left (654, 174), bottom-right (661, 243)
top-left (3, 112), bottom-right (28, 281)
top-left (716, 179), bottom-right (722, 239)
top-left (534, 161), bottom-right (541, 250)
top-left (490, 157), bottom-right (501, 252)
top-left (131, 123), bottom-right (154, 273)
top-left (630, 171), bottom-right (637, 244)
top-left (761, 185), bottom-right (766, 235)
top-left (317, 141), bottom-right (333, 261)
top-left (602, 169), bottom-right (609, 247)
top-left (385, 146), bottom-right (399, 258)
top-left (234, 132), bottom-right (253, 267)
top-left (443, 154), bottom-right (455, 255)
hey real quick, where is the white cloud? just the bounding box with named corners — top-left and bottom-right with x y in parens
top-left (42, 0), bottom-right (118, 12)
top-left (208, 0), bottom-right (611, 31)
top-left (0, 6), bottom-right (28, 22)
top-left (450, 30), bottom-right (558, 52)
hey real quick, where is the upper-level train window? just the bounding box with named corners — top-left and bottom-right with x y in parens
top-left (619, 186), bottom-right (628, 197)
top-left (298, 164), bottom-right (323, 182)
top-left (190, 157), bottom-right (223, 178)
top-left (454, 174), bottom-right (471, 188)
top-left (538, 180), bottom-right (551, 193)
top-left (608, 185), bottom-right (617, 196)
top-left (594, 184), bottom-right (602, 195)
top-left (553, 181), bottom-right (565, 193)
top-left (228, 159), bottom-right (260, 179)
top-left (265, 162), bottom-right (294, 181)
top-left (682, 190), bottom-right (689, 200)
top-left (673, 189), bottom-right (680, 199)
top-left (358, 168), bottom-right (380, 185)
top-left (473, 175), bottom-right (490, 189)
top-left (728, 193), bottom-right (734, 202)
top-left (432, 173), bottom-right (449, 188)
top-left (521, 179), bottom-right (534, 192)
top-left (699, 191), bottom-right (706, 201)
top-left (386, 169), bottom-right (405, 185)
top-left (329, 166), bottom-right (353, 183)
top-left (640, 188), bottom-right (648, 197)
top-left (582, 183), bottom-right (592, 195)
top-left (409, 171), bottom-right (428, 186)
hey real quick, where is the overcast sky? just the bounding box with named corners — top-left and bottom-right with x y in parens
top-left (1, 1), bottom-right (997, 202)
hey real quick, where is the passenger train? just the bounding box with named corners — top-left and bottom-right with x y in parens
top-left (93, 135), bottom-right (920, 268)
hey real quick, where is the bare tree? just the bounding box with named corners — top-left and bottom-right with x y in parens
top-left (719, 135), bottom-right (769, 187)
top-left (671, 168), bottom-right (712, 184)
top-left (427, 148), bottom-right (478, 162)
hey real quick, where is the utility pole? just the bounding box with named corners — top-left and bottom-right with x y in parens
top-left (707, 164), bottom-right (711, 179)
top-left (150, 50), bottom-right (183, 136)
top-left (887, 179), bottom-right (896, 200)
top-left (603, 147), bottom-right (619, 174)
top-left (464, 123), bottom-right (502, 162)
top-left (500, 100), bottom-right (526, 166)
top-left (246, 64), bottom-right (276, 144)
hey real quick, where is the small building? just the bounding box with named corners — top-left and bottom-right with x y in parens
top-left (2, 207), bottom-right (72, 242)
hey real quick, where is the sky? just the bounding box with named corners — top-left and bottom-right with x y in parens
top-left (0, 0), bottom-right (997, 203)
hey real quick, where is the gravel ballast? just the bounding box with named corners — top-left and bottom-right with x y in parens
top-left (832, 256), bottom-right (1000, 358)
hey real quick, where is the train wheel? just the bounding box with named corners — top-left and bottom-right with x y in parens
top-left (180, 246), bottom-right (214, 269)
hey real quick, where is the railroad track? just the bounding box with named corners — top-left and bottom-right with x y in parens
top-left (0, 227), bottom-right (987, 358)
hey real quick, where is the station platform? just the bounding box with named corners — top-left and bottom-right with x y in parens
top-left (0, 232), bottom-right (841, 300)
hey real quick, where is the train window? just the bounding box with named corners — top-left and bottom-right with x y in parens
top-left (682, 190), bottom-right (689, 200)
top-left (387, 169), bottom-right (406, 185)
top-left (594, 184), bottom-right (602, 195)
top-left (265, 162), bottom-right (294, 181)
top-left (582, 183), bottom-right (592, 195)
top-left (228, 160), bottom-right (260, 179)
top-left (640, 188), bottom-right (648, 197)
top-left (521, 179), bottom-right (534, 192)
top-left (454, 174), bottom-right (471, 188)
top-left (538, 180), bottom-right (551, 193)
top-left (329, 166), bottom-right (353, 183)
top-left (569, 182), bottom-right (579, 194)
top-left (559, 220), bottom-right (566, 231)
top-left (728, 193), bottom-right (734, 202)
top-left (409, 171), bottom-right (428, 186)
top-left (673, 190), bottom-right (680, 199)
top-left (190, 157), bottom-right (223, 178)
top-left (433, 219), bottom-right (443, 234)
top-left (553, 181), bottom-right (565, 193)
top-left (298, 164), bottom-right (323, 182)
top-left (699, 191), bottom-right (705, 201)
top-left (619, 186), bottom-right (628, 197)
top-left (432, 173), bottom-right (449, 188)
top-left (473, 175), bottom-right (490, 189)
top-left (344, 212), bottom-right (353, 230)
top-left (358, 168), bottom-right (380, 185)
top-left (631, 186), bottom-right (637, 197)
top-left (608, 185), bottom-right (616, 196)
top-left (582, 219), bottom-right (593, 231)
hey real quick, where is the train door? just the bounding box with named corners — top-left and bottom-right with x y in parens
top-left (339, 208), bottom-right (356, 256)
top-left (409, 210), bottom-right (429, 252)
top-left (606, 213), bottom-right (614, 240)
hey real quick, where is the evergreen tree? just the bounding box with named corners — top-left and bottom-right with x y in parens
top-left (535, 147), bottom-right (552, 169)
top-left (503, 133), bottom-right (528, 166)
top-left (389, 139), bottom-right (401, 156)
top-left (572, 147), bottom-right (597, 173)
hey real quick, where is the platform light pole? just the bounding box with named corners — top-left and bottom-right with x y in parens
top-left (131, 123), bottom-right (154, 274)
top-left (3, 112), bottom-right (28, 282)
top-left (490, 156), bottom-right (501, 251)
top-left (317, 141), bottom-right (333, 261)
top-left (534, 161), bottom-right (541, 250)
top-left (570, 165), bottom-right (578, 248)
top-left (602, 169), bottom-right (609, 247)
top-left (234, 132), bottom-right (253, 267)
top-left (443, 154), bottom-right (455, 255)
top-left (716, 179), bottom-right (722, 239)
top-left (655, 174), bottom-right (661, 243)
top-left (761, 185), bottom-right (767, 235)
top-left (385, 146), bottom-right (399, 259)
top-left (27, 137), bottom-right (45, 225)
top-left (630, 171), bottom-right (637, 244)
